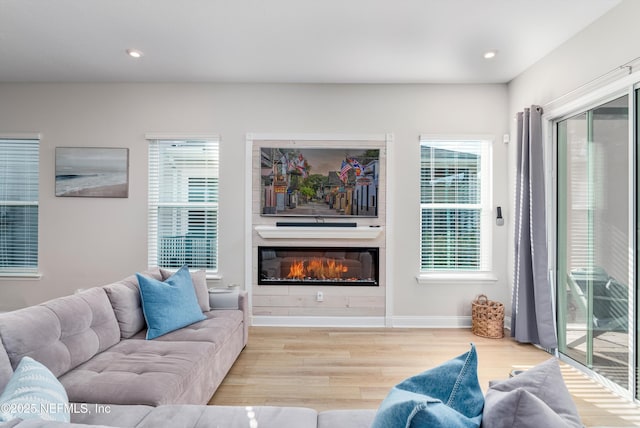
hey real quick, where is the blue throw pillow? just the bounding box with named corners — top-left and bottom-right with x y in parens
top-left (371, 344), bottom-right (484, 428)
top-left (0, 356), bottom-right (70, 422)
top-left (136, 265), bottom-right (206, 340)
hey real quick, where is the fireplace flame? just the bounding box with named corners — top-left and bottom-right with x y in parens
top-left (287, 260), bottom-right (306, 280)
top-left (287, 258), bottom-right (349, 280)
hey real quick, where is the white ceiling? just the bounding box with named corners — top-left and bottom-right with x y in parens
top-left (0, 0), bottom-right (622, 84)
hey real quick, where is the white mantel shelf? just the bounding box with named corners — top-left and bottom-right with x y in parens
top-left (255, 225), bottom-right (383, 240)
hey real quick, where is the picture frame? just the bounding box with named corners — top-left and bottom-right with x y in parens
top-left (55, 147), bottom-right (129, 198)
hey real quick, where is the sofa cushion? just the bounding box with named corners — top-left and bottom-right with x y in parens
top-left (371, 344), bottom-right (483, 428)
top-left (103, 269), bottom-right (163, 339)
top-left (0, 288), bottom-right (120, 378)
top-left (71, 405), bottom-right (319, 428)
top-left (0, 337), bottom-right (13, 393)
top-left (71, 405), bottom-right (153, 427)
top-left (102, 276), bottom-right (146, 339)
top-left (481, 358), bottom-right (582, 428)
top-left (135, 405), bottom-right (318, 428)
top-left (160, 268), bottom-right (210, 312)
top-left (129, 310), bottom-right (243, 352)
top-left (0, 357), bottom-right (70, 423)
top-left (318, 409), bottom-right (376, 428)
top-left (6, 422), bottom-right (114, 427)
top-left (58, 340), bottom-right (216, 406)
top-left (137, 266), bottom-right (206, 339)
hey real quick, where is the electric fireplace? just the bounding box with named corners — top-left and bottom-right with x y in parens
top-left (258, 246), bottom-right (379, 286)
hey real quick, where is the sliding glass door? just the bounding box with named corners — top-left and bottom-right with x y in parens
top-left (556, 94), bottom-right (633, 394)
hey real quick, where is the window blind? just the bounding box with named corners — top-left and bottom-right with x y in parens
top-left (0, 139), bottom-right (39, 274)
top-left (420, 139), bottom-right (490, 272)
top-left (148, 139), bottom-right (219, 272)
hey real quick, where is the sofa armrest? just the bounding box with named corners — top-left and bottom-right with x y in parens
top-left (207, 289), bottom-right (249, 347)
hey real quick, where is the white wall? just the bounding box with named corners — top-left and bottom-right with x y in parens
top-left (507, 0), bottom-right (640, 302)
top-left (0, 83), bottom-right (510, 322)
top-left (509, 0), bottom-right (640, 111)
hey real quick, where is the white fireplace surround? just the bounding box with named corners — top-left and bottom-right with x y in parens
top-left (254, 225), bottom-right (383, 240)
top-left (244, 132), bottom-right (394, 327)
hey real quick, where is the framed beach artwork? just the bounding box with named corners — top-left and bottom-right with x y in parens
top-left (55, 147), bottom-right (129, 198)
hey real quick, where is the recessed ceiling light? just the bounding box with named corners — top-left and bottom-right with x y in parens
top-left (126, 49), bottom-right (144, 59)
top-left (483, 50), bottom-right (497, 59)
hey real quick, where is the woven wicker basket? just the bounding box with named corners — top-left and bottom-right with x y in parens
top-left (471, 294), bottom-right (505, 339)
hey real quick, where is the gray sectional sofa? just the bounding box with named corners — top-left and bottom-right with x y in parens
top-left (0, 268), bottom-right (376, 428)
top-left (0, 268), bottom-right (247, 407)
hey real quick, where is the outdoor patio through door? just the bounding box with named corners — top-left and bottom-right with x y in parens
top-left (556, 93), bottom-right (635, 397)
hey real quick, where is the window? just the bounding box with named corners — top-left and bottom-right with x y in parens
top-left (0, 138), bottom-right (39, 275)
top-left (147, 138), bottom-right (219, 273)
top-left (419, 138), bottom-right (492, 274)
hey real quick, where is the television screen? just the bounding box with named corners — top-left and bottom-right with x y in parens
top-left (260, 147), bottom-right (380, 218)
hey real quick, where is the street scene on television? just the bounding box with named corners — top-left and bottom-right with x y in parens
top-left (260, 147), bottom-right (380, 217)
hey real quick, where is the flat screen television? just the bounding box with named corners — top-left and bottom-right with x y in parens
top-left (260, 147), bottom-right (380, 218)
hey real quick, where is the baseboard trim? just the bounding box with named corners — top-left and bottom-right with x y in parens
top-left (393, 315), bottom-right (512, 329)
top-left (252, 315), bottom-right (477, 328)
top-left (251, 315), bottom-right (511, 329)
top-left (391, 316), bottom-right (472, 328)
top-left (251, 316), bottom-right (386, 328)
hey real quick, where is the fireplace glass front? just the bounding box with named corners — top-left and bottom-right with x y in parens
top-left (258, 246), bottom-right (379, 286)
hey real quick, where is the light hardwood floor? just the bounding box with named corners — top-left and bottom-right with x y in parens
top-left (209, 327), bottom-right (640, 427)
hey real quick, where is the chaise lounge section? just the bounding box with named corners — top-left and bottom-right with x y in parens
top-left (0, 405), bottom-right (376, 428)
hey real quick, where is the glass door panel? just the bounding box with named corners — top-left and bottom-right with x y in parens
top-left (557, 95), bottom-right (631, 391)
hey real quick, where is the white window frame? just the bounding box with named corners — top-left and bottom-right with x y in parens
top-left (0, 135), bottom-right (41, 278)
top-left (146, 134), bottom-right (220, 276)
top-left (417, 135), bottom-right (495, 284)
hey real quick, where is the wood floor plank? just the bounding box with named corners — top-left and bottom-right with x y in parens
top-left (209, 326), bottom-right (640, 427)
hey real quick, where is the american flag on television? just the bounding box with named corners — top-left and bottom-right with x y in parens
top-left (339, 160), bottom-right (352, 182)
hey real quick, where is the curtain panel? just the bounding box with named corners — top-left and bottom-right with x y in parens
top-left (512, 106), bottom-right (557, 349)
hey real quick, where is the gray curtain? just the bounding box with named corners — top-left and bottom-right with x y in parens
top-left (512, 105), bottom-right (557, 349)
